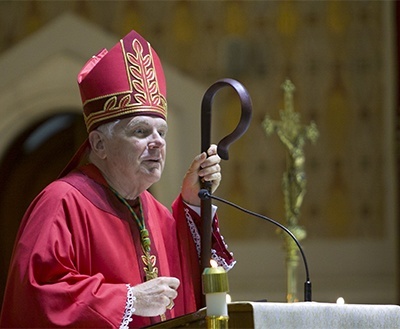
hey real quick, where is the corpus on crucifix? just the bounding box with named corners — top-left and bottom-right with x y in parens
top-left (262, 79), bottom-right (318, 303)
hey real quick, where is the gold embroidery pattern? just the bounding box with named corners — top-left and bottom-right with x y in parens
top-left (126, 39), bottom-right (166, 110)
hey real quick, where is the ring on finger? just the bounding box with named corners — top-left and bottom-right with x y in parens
top-left (166, 299), bottom-right (174, 310)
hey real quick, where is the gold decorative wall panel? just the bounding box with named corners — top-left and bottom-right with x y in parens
top-left (0, 0), bottom-right (393, 240)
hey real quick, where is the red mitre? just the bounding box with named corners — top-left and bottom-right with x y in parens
top-left (59, 30), bottom-right (167, 177)
top-left (78, 30), bottom-right (167, 132)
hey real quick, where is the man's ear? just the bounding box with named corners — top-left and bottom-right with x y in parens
top-left (88, 130), bottom-right (107, 159)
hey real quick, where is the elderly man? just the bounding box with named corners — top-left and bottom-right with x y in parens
top-left (0, 30), bottom-right (234, 328)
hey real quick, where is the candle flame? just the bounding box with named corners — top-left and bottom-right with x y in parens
top-left (336, 297), bottom-right (345, 305)
top-left (210, 259), bottom-right (218, 268)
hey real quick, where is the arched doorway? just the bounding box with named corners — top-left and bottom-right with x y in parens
top-left (0, 111), bottom-right (86, 306)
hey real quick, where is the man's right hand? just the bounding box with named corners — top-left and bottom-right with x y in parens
top-left (130, 277), bottom-right (180, 317)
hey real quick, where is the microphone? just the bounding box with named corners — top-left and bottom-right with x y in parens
top-left (198, 189), bottom-right (312, 302)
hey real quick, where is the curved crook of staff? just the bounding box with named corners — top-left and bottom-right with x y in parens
top-left (200, 78), bottom-right (253, 275)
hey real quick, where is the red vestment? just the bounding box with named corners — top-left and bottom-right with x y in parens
top-left (0, 164), bottom-right (234, 328)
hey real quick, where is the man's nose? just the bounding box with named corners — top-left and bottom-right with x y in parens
top-left (148, 131), bottom-right (165, 148)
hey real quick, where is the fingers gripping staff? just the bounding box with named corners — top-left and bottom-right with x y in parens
top-left (200, 78), bottom-right (253, 277)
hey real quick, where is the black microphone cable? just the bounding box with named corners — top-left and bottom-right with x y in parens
top-left (198, 189), bottom-right (312, 302)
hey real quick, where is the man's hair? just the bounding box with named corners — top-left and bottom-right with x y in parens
top-left (96, 120), bottom-right (120, 138)
top-left (88, 120), bottom-right (120, 160)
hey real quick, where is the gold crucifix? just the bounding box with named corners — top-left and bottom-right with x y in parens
top-left (262, 79), bottom-right (318, 302)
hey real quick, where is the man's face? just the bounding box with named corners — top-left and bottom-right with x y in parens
top-left (103, 115), bottom-right (168, 188)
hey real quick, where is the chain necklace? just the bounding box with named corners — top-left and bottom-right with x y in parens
top-left (109, 186), bottom-right (159, 281)
top-left (109, 186), bottom-right (173, 321)
top-left (110, 186), bottom-right (171, 322)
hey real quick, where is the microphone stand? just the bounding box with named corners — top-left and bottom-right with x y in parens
top-left (198, 189), bottom-right (312, 302)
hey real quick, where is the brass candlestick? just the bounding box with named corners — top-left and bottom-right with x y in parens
top-left (262, 79), bottom-right (318, 302)
top-left (202, 261), bottom-right (229, 328)
top-left (206, 316), bottom-right (229, 329)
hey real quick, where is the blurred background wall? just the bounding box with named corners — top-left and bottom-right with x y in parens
top-left (0, 0), bottom-right (398, 307)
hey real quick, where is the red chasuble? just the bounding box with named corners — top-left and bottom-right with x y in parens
top-left (0, 164), bottom-right (234, 328)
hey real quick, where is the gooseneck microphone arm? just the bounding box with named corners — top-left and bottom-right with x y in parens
top-left (198, 189), bottom-right (312, 302)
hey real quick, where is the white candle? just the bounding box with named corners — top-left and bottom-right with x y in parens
top-left (205, 292), bottom-right (228, 316)
top-left (202, 260), bottom-right (229, 317)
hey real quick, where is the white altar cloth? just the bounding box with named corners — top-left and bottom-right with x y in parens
top-left (242, 302), bottom-right (400, 329)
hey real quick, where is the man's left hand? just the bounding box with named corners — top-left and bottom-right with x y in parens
top-left (181, 144), bottom-right (221, 206)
